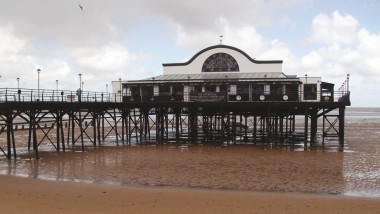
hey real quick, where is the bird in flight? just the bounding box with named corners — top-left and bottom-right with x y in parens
top-left (79, 5), bottom-right (83, 11)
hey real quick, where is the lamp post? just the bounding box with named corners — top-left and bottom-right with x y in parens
top-left (56, 80), bottom-right (58, 91)
top-left (151, 77), bottom-right (155, 100)
top-left (37, 69), bottom-right (41, 100)
top-left (346, 74), bottom-right (350, 92)
top-left (78, 73), bottom-right (82, 102)
top-left (106, 84), bottom-right (108, 93)
top-left (82, 82), bottom-right (84, 91)
top-left (119, 78), bottom-right (122, 102)
top-left (152, 77), bottom-right (155, 96)
top-left (17, 77), bottom-right (20, 101)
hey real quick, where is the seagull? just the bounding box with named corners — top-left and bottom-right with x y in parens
top-left (79, 5), bottom-right (83, 11)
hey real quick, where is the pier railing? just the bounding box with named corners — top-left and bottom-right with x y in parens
top-left (0, 88), bottom-right (350, 103)
top-left (124, 90), bottom-right (350, 103)
top-left (0, 88), bottom-right (112, 103)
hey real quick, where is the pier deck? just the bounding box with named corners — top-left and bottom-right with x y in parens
top-left (0, 88), bottom-right (350, 159)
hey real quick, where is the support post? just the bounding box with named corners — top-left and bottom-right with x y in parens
top-left (56, 111), bottom-right (61, 151)
top-left (175, 110), bottom-right (180, 141)
top-left (310, 108), bottom-right (318, 144)
top-left (93, 112), bottom-right (97, 146)
top-left (114, 108), bottom-right (119, 146)
top-left (6, 114), bottom-right (12, 159)
top-left (31, 112), bottom-right (39, 159)
top-left (79, 111), bottom-right (84, 151)
top-left (304, 108), bottom-right (309, 148)
top-left (339, 107), bottom-right (345, 150)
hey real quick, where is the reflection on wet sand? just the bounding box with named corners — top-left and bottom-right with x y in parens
top-left (2, 144), bottom-right (346, 195)
top-left (0, 107), bottom-right (380, 198)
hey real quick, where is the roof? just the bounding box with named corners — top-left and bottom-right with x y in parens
top-left (162, 45), bottom-right (283, 67)
top-left (126, 72), bottom-right (299, 84)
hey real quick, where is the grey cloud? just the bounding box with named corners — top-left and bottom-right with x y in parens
top-left (0, 0), bottom-right (309, 46)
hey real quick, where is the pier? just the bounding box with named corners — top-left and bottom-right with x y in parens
top-left (1, 45), bottom-right (351, 159)
top-left (0, 85), bottom-right (350, 160)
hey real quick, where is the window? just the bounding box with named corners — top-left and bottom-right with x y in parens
top-left (252, 84), bottom-right (263, 94)
top-left (202, 53), bottom-right (239, 72)
top-left (237, 85), bottom-right (249, 94)
top-left (304, 84), bottom-right (317, 100)
top-left (264, 85), bottom-right (270, 95)
top-left (159, 86), bottom-right (171, 96)
top-left (204, 85), bottom-right (216, 92)
top-left (282, 85), bottom-right (286, 95)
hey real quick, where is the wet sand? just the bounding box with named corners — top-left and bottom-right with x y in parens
top-left (1, 175), bottom-right (380, 214)
top-left (1, 107), bottom-right (380, 213)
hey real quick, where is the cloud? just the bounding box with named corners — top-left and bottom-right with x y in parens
top-left (301, 51), bottom-right (323, 69)
top-left (303, 11), bottom-right (380, 80)
top-left (0, 24), bottom-right (27, 53)
top-left (278, 15), bottom-right (297, 27)
top-left (0, 0), bottom-right (285, 46)
top-left (176, 21), bottom-right (269, 55)
top-left (174, 20), bottom-right (298, 73)
top-left (174, 7), bottom-right (379, 104)
top-left (0, 0), bottom-right (122, 47)
top-left (75, 44), bottom-right (138, 71)
top-left (0, 24), bottom-right (37, 87)
top-left (309, 11), bottom-right (359, 46)
top-left (35, 60), bottom-right (72, 90)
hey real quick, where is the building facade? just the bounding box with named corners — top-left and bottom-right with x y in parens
top-left (118, 45), bottom-right (334, 103)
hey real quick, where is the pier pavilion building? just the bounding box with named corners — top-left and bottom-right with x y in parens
top-left (120, 45), bottom-right (333, 103)
top-left (114, 44), bottom-right (350, 148)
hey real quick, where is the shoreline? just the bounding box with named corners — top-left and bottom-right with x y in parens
top-left (1, 175), bottom-right (380, 214)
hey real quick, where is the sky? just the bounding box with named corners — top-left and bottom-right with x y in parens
top-left (0, 0), bottom-right (379, 107)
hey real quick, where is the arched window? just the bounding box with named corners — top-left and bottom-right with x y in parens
top-left (202, 53), bottom-right (239, 72)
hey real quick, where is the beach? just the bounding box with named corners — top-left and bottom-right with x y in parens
top-left (1, 107), bottom-right (380, 213)
top-left (1, 175), bottom-right (380, 214)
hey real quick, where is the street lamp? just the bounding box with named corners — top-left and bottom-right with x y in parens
top-left (56, 80), bottom-right (58, 91)
top-left (82, 82), bottom-right (84, 91)
top-left (119, 78), bottom-right (122, 102)
top-left (305, 74), bottom-right (308, 84)
top-left (106, 84), bottom-right (108, 93)
top-left (79, 73), bottom-right (82, 89)
top-left (16, 77), bottom-right (20, 101)
top-left (152, 77), bottom-right (155, 96)
top-left (37, 69), bottom-right (41, 100)
top-left (78, 73), bottom-right (82, 102)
